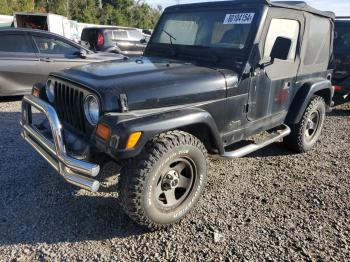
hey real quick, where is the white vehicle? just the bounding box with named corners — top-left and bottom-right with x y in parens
top-left (0, 15), bottom-right (13, 28)
top-left (13, 13), bottom-right (77, 41)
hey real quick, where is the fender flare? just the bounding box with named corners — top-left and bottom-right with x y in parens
top-left (285, 79), bottom-right (333, 125)
top-left (111, 108), bottom-right (224, 159)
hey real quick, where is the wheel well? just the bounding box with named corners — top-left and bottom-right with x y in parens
top-left (178, 123), bottom-right (218, 153)
top-left (314, 88), bottom-right (332, 105)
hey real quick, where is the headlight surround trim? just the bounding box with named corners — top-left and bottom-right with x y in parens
top-left (46, 80), bottom-right (55, 103)
top-left (84, 94), bottom-right (100, 126)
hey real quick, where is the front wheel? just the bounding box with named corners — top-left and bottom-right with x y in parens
top-left (119, 131), bottom-right (208, 229)
top-left (284, 95), bottom-right (326, 152)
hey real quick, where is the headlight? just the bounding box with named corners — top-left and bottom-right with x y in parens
top-left (84, 95), bottom-right (100, 125)
top-left (46, 80), bottom-right (55, 103)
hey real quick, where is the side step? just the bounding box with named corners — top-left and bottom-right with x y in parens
top-left (221, 124), bottom-right (291, 158)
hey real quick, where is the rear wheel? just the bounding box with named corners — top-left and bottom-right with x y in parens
top-left (284, 95), bottom-right (326, 152)
top-left (119, 131), bottom-right (207, 229)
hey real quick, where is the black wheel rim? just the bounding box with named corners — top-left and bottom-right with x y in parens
top-left (305, 110), bottom-right (320, 142)
top-left (154, 157), bottom-right (196, 209)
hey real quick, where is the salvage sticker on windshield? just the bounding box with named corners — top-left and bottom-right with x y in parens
top-left (223, 13), bottom-right (255, 24)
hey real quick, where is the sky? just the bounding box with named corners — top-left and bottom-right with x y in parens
top-left (145, 0), bottom-right (350, 16)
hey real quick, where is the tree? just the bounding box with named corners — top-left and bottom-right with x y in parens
top-left (2, 0), bottom-right (162, 29)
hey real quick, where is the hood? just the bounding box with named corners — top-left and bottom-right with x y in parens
top-left (84, 52), bottom-right (124, 61)
top-left (52, 57), bottom-right (235, 112)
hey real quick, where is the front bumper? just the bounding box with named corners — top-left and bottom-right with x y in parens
top-left (21, 95), bottom-right (101, 192)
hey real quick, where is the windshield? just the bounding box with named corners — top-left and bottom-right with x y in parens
top-left (151, 10), bottom-right (256, 50)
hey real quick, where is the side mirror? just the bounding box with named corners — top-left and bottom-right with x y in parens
top-left (140, 38), bottom-right (147, 44)
top-left (79, 49), bottom-right (87, 59)
top-left (270, 36), bottom-right (292, 61)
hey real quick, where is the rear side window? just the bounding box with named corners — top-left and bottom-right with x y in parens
top-left (126, 30), bottom-right (143, 41)
top-left (105, 30), bottom-right (129, 41)
top-left (264, 19), bottom-right (300, 61)
top-left (304, 17), bottom-right (331, 65)
top-left (0, 34), bottom-right (34, 53)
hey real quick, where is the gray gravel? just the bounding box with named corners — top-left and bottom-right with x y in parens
top-left (0, 97), bottom-right (349, 261)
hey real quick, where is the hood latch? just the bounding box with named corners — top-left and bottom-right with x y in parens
top-left (119, 93), bottom-right (129, 112)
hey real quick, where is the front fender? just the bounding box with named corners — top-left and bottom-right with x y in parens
top-left (286, 79), bottom-right (333, 124)
top-left (99, 108), bottom-right (224, 159)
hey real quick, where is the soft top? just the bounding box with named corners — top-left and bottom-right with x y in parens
top-left (166, 0), bottom-right (334, 19)
top-left (271, 1), bottom-right (334, 19)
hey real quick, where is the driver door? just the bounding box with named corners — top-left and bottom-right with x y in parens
top-left (31, 34), bottom-right (87, 76)
top-left (247, 12), bottom-right (304, 121)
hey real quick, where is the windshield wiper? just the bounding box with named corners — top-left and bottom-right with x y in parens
top-left (162, 29), bottom-right (177, 56)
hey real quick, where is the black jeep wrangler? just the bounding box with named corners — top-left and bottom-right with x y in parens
top-left (333, 17), bottom-right (350, 103)
top-left (21, 0), bottom-right (335, 229)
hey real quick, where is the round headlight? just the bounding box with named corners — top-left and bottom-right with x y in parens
top-left (46, 80), bottom-right (55, 103)
top-left (84, 95), bottom-right (100, 125)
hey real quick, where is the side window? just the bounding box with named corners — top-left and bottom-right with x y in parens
top-left (264, 18), bottom-right (300, 61)
top-left (33, 36), bottom-right (79, 56)
top-left (304, 17), bottom-right (331, 65)
top-left (109, 30), bottom-right (128, 41)
top-left (0, 34), bottom-right (34, 53)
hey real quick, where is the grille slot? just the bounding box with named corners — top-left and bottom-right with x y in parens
top-left (53, 80), bottom-right (86, 133)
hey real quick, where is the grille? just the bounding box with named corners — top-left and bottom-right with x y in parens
top-left (52, 79), bottom-right (87, 134)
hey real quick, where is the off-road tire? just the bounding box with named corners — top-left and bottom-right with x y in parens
top-left (119, 130), bottom-right (208, 230)
top-left (284, 95), bottom-right (326, 152)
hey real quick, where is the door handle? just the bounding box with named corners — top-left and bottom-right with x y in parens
top-left (41, 58), bottom-right (52, 62)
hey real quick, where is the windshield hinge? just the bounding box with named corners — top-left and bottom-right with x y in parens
top-left (244, 104), bottom-right (249, 113)
top-left (119, 93), bottom-right (129, 112)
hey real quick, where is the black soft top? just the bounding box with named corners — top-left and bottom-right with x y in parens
top-left (166, 0), bottom-right (335, 19)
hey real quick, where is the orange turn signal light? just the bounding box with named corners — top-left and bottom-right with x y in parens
top-left (32, 86), bottom-right (40, 97)
top-left (126, 131), bottom-right (142, 149)
top-left (96, 123), bottom-right (111, 140)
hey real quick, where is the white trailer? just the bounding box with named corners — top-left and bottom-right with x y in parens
top-left (0, 15), bottom-right (13, 28)
top-left (13, 12), bottom-right (78, 41)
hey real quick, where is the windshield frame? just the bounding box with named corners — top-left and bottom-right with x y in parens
top-left (145, 7), bottom-right (262, 64)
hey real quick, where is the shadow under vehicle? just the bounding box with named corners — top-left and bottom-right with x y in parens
top-left (333, 17), bottom-right (350, 104)
top-left (0, 28), bottom-right (123, 97)
top-left (21, 0), bottom-right (334, 229)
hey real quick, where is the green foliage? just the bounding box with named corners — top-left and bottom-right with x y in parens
top-left (2, 0), bottom-right (162, 29)
top-left (0, 0), bottom-right (35, 14)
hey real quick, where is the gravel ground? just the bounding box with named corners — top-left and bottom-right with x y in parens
top-left (0, 97), bottom-right (349, 261)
